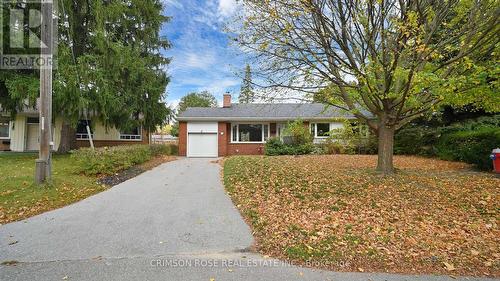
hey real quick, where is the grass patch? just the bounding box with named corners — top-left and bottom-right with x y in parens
top-left (0, 152), bottom-right (106, 224)
top-left (224, 155), bottom-right (500, 276)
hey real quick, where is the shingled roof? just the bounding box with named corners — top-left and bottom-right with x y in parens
top-left (177, 103), bottom-right (361, 121)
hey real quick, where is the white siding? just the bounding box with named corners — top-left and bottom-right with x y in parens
top-left (10, 115), bottom-right (26, 151)
top-left (329, 122), bottom-right (344, 130)
top-left (52, 117), bottom-right (63, 151)
top-left (93, 122), bottom-right (121, 140)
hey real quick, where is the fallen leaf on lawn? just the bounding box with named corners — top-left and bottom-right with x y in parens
top-left (8, 240), bottom-right (18, 245)
top-left (223, 155), bottom-right (500, 276)
top-left (62, 276), bottom-right (68, 280)
top-left (443, 262), bottom-right (455, 271)
top-left (209, 278), bottom-right (215, 281)
top-left (358, 268), bottom-right (364, 272)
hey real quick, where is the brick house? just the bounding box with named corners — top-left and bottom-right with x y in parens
top-left (176, 94), bottom-right (366, 157)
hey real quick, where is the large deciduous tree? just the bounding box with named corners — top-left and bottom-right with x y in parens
top-left (234, 0), bottom-right (499, 174)
top-left (178, 91), bottom-right (218, 113)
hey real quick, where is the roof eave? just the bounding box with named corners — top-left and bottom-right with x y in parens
top-left (176, 116), bottom-right (359, 122)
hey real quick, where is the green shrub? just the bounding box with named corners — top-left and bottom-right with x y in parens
top-left (394, 115), bottom-right (500, 170)
top-left (150, 143), bottom-right (178, 156)
top-left (283, 119), bottom-right (313, 145)
top-left (395, 115), bottom-right (500, 156)
top-left (394, 127), bottom-right (439, 156)
top-left (265, 137), bottom-right (314, 156)
top-left (320, 119), bottom-right (375, 155)
top-left (72, 144), bottom-right (177, 175)
top-left (321, 137), bottom-right (351, 154)
top-left (436, 127), bottom-right (500, 170)
top-left (356, 135), bottom-right (378, 155)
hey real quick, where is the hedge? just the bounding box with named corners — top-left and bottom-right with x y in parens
top-left (393, 115), bottom-right (500, 170)
top-left (436, 127), bottom-right (500, 171)
top-left (71, 144), bottom-right (178, 175)
top-left (265, 138), bottom-right (315, 156)
top-left (394, 127), bottom-right (440, 156)
top-left (395, 115), bottom-right (500, 157)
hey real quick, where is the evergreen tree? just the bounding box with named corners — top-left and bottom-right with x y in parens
top-left (0, 0), bottom-right (171, 152)
top-left (238, 64), bottom-right (255, 103)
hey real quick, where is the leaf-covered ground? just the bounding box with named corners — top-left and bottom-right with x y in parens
top-left (223, 155), bottom-right (499, 277)
top-left (0, 152), bottom-right (175, 224)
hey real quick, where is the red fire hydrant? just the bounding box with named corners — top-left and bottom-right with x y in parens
top-left (491, 148), bottom-right (500, 173)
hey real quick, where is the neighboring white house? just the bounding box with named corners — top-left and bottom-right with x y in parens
top-left (1, 109), bottom-right (149, 152)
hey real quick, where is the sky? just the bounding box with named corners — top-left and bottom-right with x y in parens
top-left (160, 0), bottom-right (245, 109)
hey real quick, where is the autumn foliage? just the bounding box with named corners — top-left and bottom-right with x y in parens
top-left (224, 155), bottom-right (499, 276)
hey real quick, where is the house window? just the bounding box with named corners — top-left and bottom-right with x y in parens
top-left (231, 123), bottom-right (269, 143)
top-left (120, 126), bottom-right (142, 140)
top-left (0, 118), bottom-right (10, 139)
top-left (76, 120), bottom-right (93, 140)
top-left (311, 123), bottom-right (330, 138)
top-left (26, 117), bottom-right (39, 124)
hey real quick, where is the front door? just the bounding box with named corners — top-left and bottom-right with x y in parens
top-left (26, 124), bottom-right (39, 151)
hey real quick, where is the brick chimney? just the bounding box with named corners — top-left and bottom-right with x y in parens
top-left (223, 93), bottom-right (232, 108)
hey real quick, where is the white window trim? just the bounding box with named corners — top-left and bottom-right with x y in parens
top-left (230, 123), bottom-right (270, 144)
top-left (119, 126), bottom-right (143, 141)
top-left (311, 122), bottom-right (331, 139)
top-left (0, 120), bottom-right (11, 140)
top-left (76, 133), bottom-right (94, 140)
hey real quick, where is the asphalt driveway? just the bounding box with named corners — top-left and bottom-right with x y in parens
top-left (0, 158), bottom-right (497, 281)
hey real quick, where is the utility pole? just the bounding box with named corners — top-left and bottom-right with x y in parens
top-left (35, 0), bottom-right (53, 184)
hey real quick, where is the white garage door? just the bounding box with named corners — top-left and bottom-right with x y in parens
top-left (187, 122), bottom-right (218, 158)
top-left (187, 133), bottom-right (218, 157)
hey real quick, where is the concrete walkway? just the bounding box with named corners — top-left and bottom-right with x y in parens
top-left (0, 158), bottom-right (497, 281)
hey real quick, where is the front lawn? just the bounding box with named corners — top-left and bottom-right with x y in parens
top-left (0, 153), bottom-right (107, 224)
top-left (224, 155), bottom-right (499, 277)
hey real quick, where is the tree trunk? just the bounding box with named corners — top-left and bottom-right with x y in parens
top-left (376, 125), bottom-right (395, 175)
top-left (57, 120), bottom-right (76, 153)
